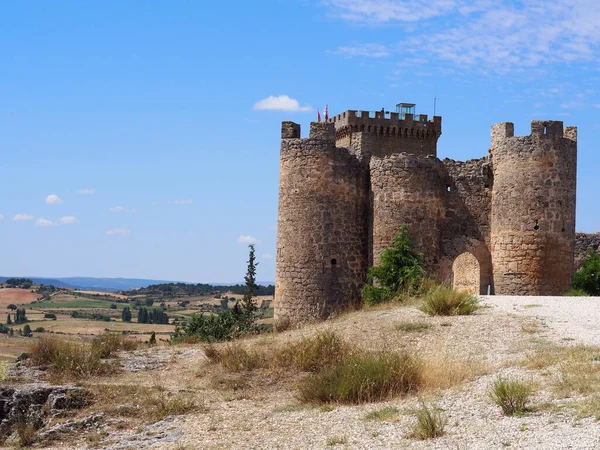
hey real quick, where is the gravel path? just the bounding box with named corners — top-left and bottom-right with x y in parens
top-left (482, 295), bottom-right (600, 345)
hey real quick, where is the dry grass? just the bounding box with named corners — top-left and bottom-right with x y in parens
top-left (91, 333), bottom-right (139, 358)
top-left (488, 377), bottom-right (533, 416)
top-left (409, 402), bottom-right (447, 440)
top-left (90, 383), bottom-right (204, 423)
top-left (521, 344), bottom-right (600, 396)
top-left (420, 285), bottom-right (479, 316)
top-left (298, 351), bottom-right (422, 404)
top-left (29, 336), bottom-right (119, 380)
top-left (420, 353), bottom-right (488, 391)
top-left (364, 406), bottom-right (401, 421)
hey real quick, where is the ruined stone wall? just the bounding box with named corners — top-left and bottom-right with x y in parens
top-left (369, 154), bottom-right (446, 275)
top-left (275, 122), bottom-right (369, 323)
top-left (490, 121), bottom-right (577, 295)
top-left (440, 157), bottom-right (493, 293)
top-left (575, 233), bottom-right (600, 269)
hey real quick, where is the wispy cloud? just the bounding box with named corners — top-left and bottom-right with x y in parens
top-left (78, 188), bottom-right (96, 195)
top-left (35, 218), bottom-right (56, 227)
top-left (59, 216), bottom-right (78, 225)
top-left (253, 95), bottom-right (311, 112)
top-left (106, 228), bottom-right (131, 236)
top-left (326, 0), bottom-right (600, 71)
top-left (237, 235), bottom-right (261, 244)
top-left (46, 194), bottom-right (63, 205)
top-left (109, 206), bottom-right (137, 213)
top-left (173, 199), bottom-right (193, 205)
top-left (332, 43), bottom-right (389, 58)
top-left (11, 213), bottom-right (34, 221)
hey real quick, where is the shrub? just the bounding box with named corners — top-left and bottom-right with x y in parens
top-left (44, 313), bottom-right (57, 320)
top-left (171, 309), bottom-right (255, 343)
top-left (409, 402), bottom-right (447, 439)
top-left (364, 406), bottom-right (400, 421)
top-left (362, 225), bottom-right (425, 306)
top-left (564, 288), bottom-right (590, 296)
top-left (34, 327), bottom-right (45, 333)
top-left (488, 377), bottom-right (532, 416)
top-left (574, 249), bottom-right (600, 295)
top-left (298, 351), bottom-right (422, 404)
top-left (420, 285), bottom-right (479, 316)
top-left (22, 324), bottom-right (32, 337)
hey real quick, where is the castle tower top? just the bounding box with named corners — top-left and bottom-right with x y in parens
top-left (328, 108), bottom-right (442, 157)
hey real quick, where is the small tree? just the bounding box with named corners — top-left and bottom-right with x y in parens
top-left (22, 324), bottom-right (32, 337)
top-left (121, 307), bottom-right (132, 323)
top-left (241, 244), bottom-right (258, 315)
top-left (574, 249), bottom-right (600, 295)
top-left (149, 331), bottom-right (156, 345)
top-left (14, 308), bottom-right (28, 324)
top-left (7, 304), bottom-right (17, 311)
top-left (362, 225), bottom-right (425, 305)
top-left (6, 314), bottom-right (11, 325)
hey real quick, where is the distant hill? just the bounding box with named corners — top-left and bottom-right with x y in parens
top-left (0, 276), bottom-right (275, 292)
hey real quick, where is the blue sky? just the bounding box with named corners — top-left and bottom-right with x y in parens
top-left (1, 0), bottom-right (598, 282)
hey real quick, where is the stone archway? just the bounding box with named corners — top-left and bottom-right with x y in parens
top-left (452, 252), bottom-right (480, 295)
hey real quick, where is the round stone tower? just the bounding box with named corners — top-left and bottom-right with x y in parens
top-left (369, 154), bottom-right (447, 274)
top-left (275, 122), bottom-right (369, 323)
top-left (490, 121), bottom-right (577, 295)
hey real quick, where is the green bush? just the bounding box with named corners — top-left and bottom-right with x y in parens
top-left (44, 313), bottom-right (57, 320)
top-left (574, 249), bottom-right (600, 295)
top-left (410, 402), bottom-right (447, 439)
top-left (420, 285), bottom-right (479, 316)
top-left (171, 309), bottom-right (255, 343)
top-left (564, 288), bottom-right (590, 296)
top-left (362, 225), bottom-right (425, 306)
top-left (298, 351), bottom-right (422, 404)
top-left (488, 377), bottom-right (532, 416)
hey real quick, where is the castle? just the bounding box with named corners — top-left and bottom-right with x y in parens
top-left (274, 106), bottom-right (586, 323)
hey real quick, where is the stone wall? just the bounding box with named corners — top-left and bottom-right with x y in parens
top-left (575, 233), bottom-right (600, 268)
top-left (490, 121), bottom-right (577, 295)
top-left (275, 122), bottom-right (369, 322)
top-left (440, 157), bottom-right (493, 293)
top-left (369, 154), bottom-right (446, 274)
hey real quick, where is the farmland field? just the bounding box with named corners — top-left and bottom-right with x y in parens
top-left (0, 288), bottom-right (40, 306)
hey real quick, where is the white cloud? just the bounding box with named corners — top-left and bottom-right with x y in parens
top-left (59, 216), bottom-right (78, 225)
top-left (35, 218), bottom-right (56, 227)
top-left (253, 95), bottom-right (311, 112)
top-left (173, 199), bottom-right (193, 205)
top-left (11, 213), bottom-right (34, 221)
top-left (109, 206), bottom-right (126, 213)
top-left (332, 43), bottom-right (390, 58)
top-left (106, 228), bottom-right (131, 236)
top-left (46, 194), bottom-right (64, 205)
top-left (79, 188), bottom-right (96, 195)
top-left (237, 235), bottom-right (261, 244)
top-left (326, 0), bottom-right (600, 71)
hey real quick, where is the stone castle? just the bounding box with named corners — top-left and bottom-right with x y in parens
top-left (274, 106), bottom-right (592, 323)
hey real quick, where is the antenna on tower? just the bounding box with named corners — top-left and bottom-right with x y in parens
top-left (433, 97), bottom-right (437, 117)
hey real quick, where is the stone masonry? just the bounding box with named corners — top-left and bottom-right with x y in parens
top-left (275, 108), bottom-right (581, 323)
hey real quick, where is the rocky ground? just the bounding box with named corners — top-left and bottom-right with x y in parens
top-left (3, 295), bottom-right (600, 449)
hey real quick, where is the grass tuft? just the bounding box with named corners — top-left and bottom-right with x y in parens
top-left (91, 333), bottom-right (138, 358)
top-left (325, 436), bottom-right (347, 446)
top-left (396, 322), bottom-right (431, 332)
top-left (364, 406), bottom-right (400, 421)
top-left (409, 402), bottom-right (447, 440)
top-left (420, 285), bottom-right (479, 316)
top-left (564, 288), bottom-right (590, 297)
top-left (298, 351), bottom-right (422, 404)
top-left (488, 377), bottom-right (532, 416)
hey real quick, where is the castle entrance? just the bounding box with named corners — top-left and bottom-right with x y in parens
top-left (452, 252), bottom-right (480, 295)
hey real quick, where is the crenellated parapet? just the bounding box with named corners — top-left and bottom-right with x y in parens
top-left (329, 110), bottom-right (442, 157)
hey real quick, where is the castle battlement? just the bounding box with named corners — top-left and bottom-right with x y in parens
top-left (492, 121), bottom-right (577, 142)
top-left (329, 110), bottom-right (442, 139)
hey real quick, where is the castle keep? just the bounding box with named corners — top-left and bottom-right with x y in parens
top-left (275, 107), bottom-right (579, 323)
